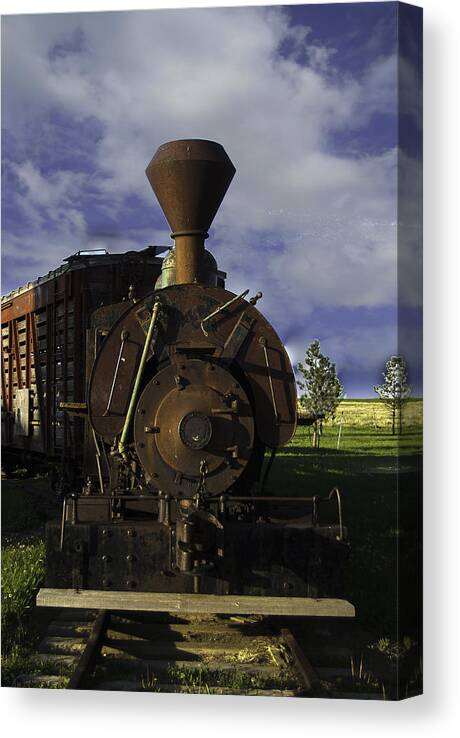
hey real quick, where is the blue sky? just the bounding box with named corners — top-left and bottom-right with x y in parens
top-left (1, 1), bottom-right (422, 396)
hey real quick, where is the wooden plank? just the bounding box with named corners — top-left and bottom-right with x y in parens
top-left (36, 589), bottom-right (355, 617)
top-left (30, 311), bottom-right (47, 451)
top-left (101, 640), bottom-right (265, 659)
top-left (96, 657), bottom-right (284, 675)
top-left (25, 313), bottom-right (31, 388)
top-left (1, 356), bottom-right (7, 408)
top-left (12, 318), bottom-right (23, 390)
top-left (7, 322), bottom-right (13, 411)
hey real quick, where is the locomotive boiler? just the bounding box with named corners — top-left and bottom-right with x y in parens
top-left (43, 140), bottom-right (350, 611)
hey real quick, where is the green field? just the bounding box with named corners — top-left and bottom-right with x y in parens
top-left (265, 405), bottom-right (422, 644)
top-left (328, 398), bottom-right (423, 431)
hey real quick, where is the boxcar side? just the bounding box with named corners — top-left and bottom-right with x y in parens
top-left (1, 248), bottom-right (164, 466)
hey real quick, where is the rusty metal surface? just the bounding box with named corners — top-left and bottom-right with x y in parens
top-left (88, 301), bottom-right (154, 440)
top-left (146, 140), bottom-right (235, 284)
top-left (133, 358), bottom-right (254, 497)
top-left (89, 284), bottom-right (296, 449)
top-left (146, 139), bottom-right (235, 238)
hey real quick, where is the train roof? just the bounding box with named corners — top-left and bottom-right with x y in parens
top-left (1, 245), bottom-right (167, 305)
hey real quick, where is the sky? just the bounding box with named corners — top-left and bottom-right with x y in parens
top-left (1, 1), bottom-right (422, 397)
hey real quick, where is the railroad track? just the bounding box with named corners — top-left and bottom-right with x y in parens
top-left (16, 610), bottom-right (384, 698)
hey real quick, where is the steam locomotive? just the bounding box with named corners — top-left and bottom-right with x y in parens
top-left (41, 140), bottom-right (349, 609)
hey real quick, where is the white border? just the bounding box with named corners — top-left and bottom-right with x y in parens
top-left (1, 1), bottom-right (459, 736)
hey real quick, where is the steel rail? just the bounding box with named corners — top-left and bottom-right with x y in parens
top-left (280, 627), bottom-right (327, 697)
top-left (66, 610), bottom-right (108, 690)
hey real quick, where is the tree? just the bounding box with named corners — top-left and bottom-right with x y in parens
top-left (373, 355), bottom-right (411, 435)
top-left (297, 340), bottom-right (344, 448)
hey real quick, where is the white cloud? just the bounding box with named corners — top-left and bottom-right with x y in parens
top-left (1, 5), bottom-right (421, 355)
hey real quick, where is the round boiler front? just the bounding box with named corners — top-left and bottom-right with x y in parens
top-left (133, 359), bottom-right (254, 497)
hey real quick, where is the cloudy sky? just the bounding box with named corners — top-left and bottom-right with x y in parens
top-left (1, 1), bottom-right (422, 396)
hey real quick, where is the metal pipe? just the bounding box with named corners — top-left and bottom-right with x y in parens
top-left (259, 337), bottom-right (279, 422)
top-left (201, 289), bottom-right (249, 336)
top-left (59, 497), bottom-right (68, 552)
top-left (103, 329), bottom-right (129, 416)
top-left (118, 298), bottom-right (161, 461)
top-left (328, 487), bottom-right (344, 541)
top-left (173, 231), bottom-right (207, 284)
top-left (92, 428), bottom-right (105, 495)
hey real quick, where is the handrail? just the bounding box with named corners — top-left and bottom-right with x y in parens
top-left (327, 487), bottom-right (344, 541)
top-left (118, 297), bottom-right (161, 461)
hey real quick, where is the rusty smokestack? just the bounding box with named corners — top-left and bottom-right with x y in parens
top-left (146, 139), bottom-right (235, 284)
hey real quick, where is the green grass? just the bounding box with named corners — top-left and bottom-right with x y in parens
top-left (2, 540), bottom-right (45, 654)
top-left (1, 537), bottom-right (46, 684)
top-left (265, 420), bottom-right (423, 695)
top-left (141, 664), bottom-right (295, 693)
top-left (292, 423), bottom-right (422, 456)
top-left (1, 650), bottom-right (71, 688)
top-left (265, 423), bottom-right (422, 641)
top-left (1, 474), bottom-right (60, 683)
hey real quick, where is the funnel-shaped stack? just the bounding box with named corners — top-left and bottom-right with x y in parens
top-left (146, 139), bottom-right (235, 284)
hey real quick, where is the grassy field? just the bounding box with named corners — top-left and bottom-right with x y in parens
top-left (330, 398), bottom-right (422, 429)
top-left (1, 400), bottom-right (422, 690)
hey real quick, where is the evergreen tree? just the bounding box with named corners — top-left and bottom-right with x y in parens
top-left (297, 340), bottom-right (344, 448)
top-left (373, 355), bottom-right (412, 435)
